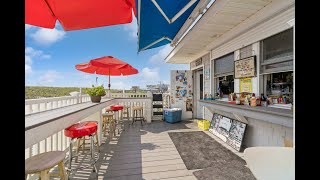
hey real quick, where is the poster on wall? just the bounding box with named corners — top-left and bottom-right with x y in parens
top-left (176, 72), bottom-right (186, 82)
top-left (204, 68), bottom-right (210, 80)
top-left (240, 78), bottom-right (252, 93)
top-left (186, 99), bottom-right (193, 111)
top-left (234, 56), bottom-right (256, 79)
top-left (209, 113), bottom-right (247, 151)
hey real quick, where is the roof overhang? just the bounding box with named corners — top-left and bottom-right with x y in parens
top-left (165, 0), bottom-right (280, 64)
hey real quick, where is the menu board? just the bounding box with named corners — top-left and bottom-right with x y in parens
top-left (234, 56), bottom-right (256, 79)
top-left (209, 113), bottom-right (247, 151)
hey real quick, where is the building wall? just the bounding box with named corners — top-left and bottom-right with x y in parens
top-left (195, 1), bottom-right (294, 147)
top-left (209, 1), bottom-right (294, 61)
top-left (243, 117), bottom-right (293, 147)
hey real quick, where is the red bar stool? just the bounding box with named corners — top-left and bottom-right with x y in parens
top-left (64, 121), bottom-right (98, 175)
top-left (110, 105), bottom-right (124, 134)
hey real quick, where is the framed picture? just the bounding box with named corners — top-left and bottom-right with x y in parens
top-left (186, 99), bottom-right (192, 111)
top-left (234, 56), bottom-right (256, 79)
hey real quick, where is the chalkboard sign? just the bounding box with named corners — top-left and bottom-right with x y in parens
top-left (209, 113), bottom-right (247, 151)
top-left (234, 56), bottom-right (256, 79)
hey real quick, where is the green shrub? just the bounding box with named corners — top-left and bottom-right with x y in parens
top-left (86, 85), bottom-right (106, 96)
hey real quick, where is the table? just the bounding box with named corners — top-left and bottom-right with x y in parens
top-left (244, 147), bottom-right (295, 180)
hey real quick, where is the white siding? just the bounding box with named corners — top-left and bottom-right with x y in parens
top-left (210, 5), bottom-right (294, 60)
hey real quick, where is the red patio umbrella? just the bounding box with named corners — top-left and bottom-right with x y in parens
top-left (25, 0), bottom-right (137, 31)
top-left (75, 56), bottom-right (138, 92)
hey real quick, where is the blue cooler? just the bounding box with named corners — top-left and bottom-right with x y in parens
top-left (164, 108), bottom-right (182, 123)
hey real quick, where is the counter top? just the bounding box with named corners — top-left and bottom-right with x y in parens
top-left (199, 100), bottom-right (293, 118)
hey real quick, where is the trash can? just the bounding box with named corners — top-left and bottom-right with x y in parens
top-left (164, 108), bottom-right (182, 123)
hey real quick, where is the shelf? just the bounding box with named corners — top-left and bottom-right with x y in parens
top-left (272, 82), bottom-right (292, 85)
top-left (153, 105), bottom-right (163, 108)
top-left (153, 112), bottom-right (163, 115)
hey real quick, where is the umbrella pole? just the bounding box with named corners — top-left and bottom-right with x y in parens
top-left (108, 69), bottom-right (111, 98)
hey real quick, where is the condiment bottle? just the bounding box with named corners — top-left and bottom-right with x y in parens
top-left (250, 93), bottom-right (257, 106)
top-left (256, 96), bottom-right (261, 106)
top-left (236, 96), bottom-right (240, 105)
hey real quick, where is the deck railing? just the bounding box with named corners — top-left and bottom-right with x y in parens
top-left (25, 94), bottom-right (91, 115)
top-left (25, 92), bottom-right (149, 115)
top-left (25, 95), bottom-right (152, 160)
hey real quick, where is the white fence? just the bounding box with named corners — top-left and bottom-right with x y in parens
top-left (25, 95), bottom-right (91, 115)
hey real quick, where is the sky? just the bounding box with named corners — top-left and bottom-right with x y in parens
top-left (25, 17), bottom-right (189, 90)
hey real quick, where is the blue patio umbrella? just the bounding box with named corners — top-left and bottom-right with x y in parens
top-left (136, 0), bottom-right (200, 51)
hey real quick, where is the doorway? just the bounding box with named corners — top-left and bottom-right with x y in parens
top-left (193, 69), bottom-right (204, 119)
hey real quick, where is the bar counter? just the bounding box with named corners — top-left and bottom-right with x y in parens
top-left (199, 100), bottom-right (293, 128)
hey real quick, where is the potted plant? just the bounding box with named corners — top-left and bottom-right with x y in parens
top-left (86, 85), bottom-right (106, 103)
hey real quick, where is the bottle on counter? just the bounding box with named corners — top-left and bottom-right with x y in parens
top-left (236, 95), bottom-right (241, 105)
top-left (260, 93), bottom-right (268, 107)
top-left (256, 96), bottom-right (261, 106)
top-left (250, 93), bottom-right (257, 107)
top-left (244, 94), bottom-right (250, 106)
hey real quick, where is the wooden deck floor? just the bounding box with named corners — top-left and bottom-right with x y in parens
top-left (28, 120), bottom-right (244, 180)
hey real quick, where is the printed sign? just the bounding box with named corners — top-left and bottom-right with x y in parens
top-left (209, 113), bottom-right (247, 151)
top-left (234, 56), bottom-right (256, 79)
top-left (240, 78), bottom-right (252, 93)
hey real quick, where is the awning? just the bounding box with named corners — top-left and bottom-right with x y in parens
top-left (136, 0), bottom-right (200, 51)
top-left (25, 0), bottom-right (137, 31)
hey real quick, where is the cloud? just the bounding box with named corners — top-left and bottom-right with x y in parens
top-left (25, 47), bottom-right (51, 59)
top-left (25, 55), bottom-right (32, 65)
top-left (25, 55), bottom-right (33, 77)
top-left (149, 45), bottom-right (173, 64)
top-left (123, 13), bottom-right (138, 39)
top-left (25, 47), bottom-right (42, 57)
top-left (39, 70), bottom-right (62, 83)
top-left (140, 67), bottom-right (160, 82)
top-left (110, 81), bottom-right (131, 90)
top-left (40, 54), bottom-right (51, 59)
top-left (25, 24), bottom-right (33, 31)
top-left (30, 28), bottom-right (65, 45)
top-left (25, 64), bottom-right (32, 77)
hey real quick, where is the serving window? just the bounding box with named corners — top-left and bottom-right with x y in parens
top-left (213, 53), bottom-right (235, 98)
top-left (260, 28), bottom-right (294, 104)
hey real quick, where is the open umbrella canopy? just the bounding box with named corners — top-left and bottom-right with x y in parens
top-left (75, 56), bottom-right (138, 76)
top-left (25, 0), bottom-right (137, 31)
top-left (136, 0), bottom-right (200, 51)
top-left (75, 56), bottom-right (138, 90)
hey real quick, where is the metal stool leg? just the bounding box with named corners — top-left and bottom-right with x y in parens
top-left (68, 138), bottom-right (73, 170)
top-left (90, 135), bottom-right (97, 173)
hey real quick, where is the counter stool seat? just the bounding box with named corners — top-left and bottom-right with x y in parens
top-left (25, 151), bottom-right (66, 180)
top-left (64, 121), bottom-right (97, 138)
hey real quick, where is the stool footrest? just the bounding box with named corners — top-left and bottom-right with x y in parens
top-left (66, 152), bottom-right (99, 173)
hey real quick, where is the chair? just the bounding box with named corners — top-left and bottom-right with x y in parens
top-left (132, 106), bottom-right (145, 125)
top-left (102, 112), bottom-right (115, 137)
top-left (25, 151), bottom-right (67, 180)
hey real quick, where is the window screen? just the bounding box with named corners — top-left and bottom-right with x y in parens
top-left (261, 28), bottom-right (293, 74)
top-left (214, 53), bottom-right (234, 77)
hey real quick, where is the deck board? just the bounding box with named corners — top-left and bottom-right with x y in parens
top-left (27, 120), bottom-right (244, 180)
